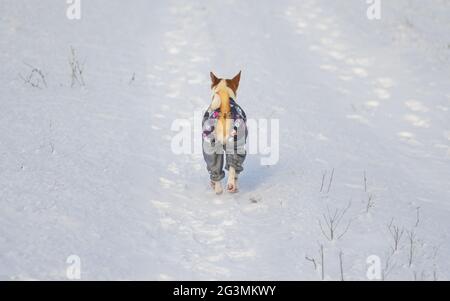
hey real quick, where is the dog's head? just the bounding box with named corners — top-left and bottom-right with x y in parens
top-left (209, 71), bottom-right (241, 110)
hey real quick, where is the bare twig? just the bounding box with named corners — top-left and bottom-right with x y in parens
top-left (129, 72), bottom-right (136, 85)
top-left (320, 171), bottom-right (327, 192)
top-left (382, 258), bottom-right (391, 281)
top-left (339, 251), bottom-right (344, 281)
top-left (363, 171), bottom-right (367, 193)
top-left (49, 142), bottom-right (55, 154)
top-left (318, 201), bottom-right (352, 241)
top-left (69, 46), bottom-right (85, 87)
top-left (19, 63), bottom-right (47, 89)
top-left (382, 252), bottom-right (397, 281)
top-left (415, 207), bottom-right (420, 228)
top-left (365, 194), bottom-right (375, 213)
top-left (326, 168), bottom-right (335, 193)
top-left (305, 256), bottom-right (317, 271)
top-left (319, 244), bottom-right (325, 280)
top-left (412, 270), bottom-right (426, 281)
top-left (407, 230), bottom-right (417, 267)
top-left (388, 218), bottom-right (404, 253)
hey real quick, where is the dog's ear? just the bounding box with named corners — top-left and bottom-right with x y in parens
top-left (227, 71), bottom-right (241, 95)
top-left (210, 72), bottom-right (220, 87)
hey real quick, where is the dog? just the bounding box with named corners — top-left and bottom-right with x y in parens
top-left (202, 71), bottom-right (248, 194)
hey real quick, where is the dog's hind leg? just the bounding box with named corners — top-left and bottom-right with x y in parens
top-left (227, 167), bottom-right (238, 193)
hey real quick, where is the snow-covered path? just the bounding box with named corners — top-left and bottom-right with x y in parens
top-left (1, 0), bottom-right (450, 280)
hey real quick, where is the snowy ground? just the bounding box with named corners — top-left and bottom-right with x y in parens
top-left (1, 0), bottom-right (450, 280)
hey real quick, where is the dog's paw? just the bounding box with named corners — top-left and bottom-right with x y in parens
top-left (226, 182), bottom-right (238, 193)
top-left (211, 181), bottom-right (223, 195)
top-left (226, 167), bottom-right (238, 193)
top-left (215, 184), bottom-right (224, 195)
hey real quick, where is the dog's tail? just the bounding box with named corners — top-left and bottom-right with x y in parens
top-left (217, 89), bottom-right (231, 144)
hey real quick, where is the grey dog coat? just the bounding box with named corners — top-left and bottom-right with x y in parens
top-left (202, 98), bottom-right (248, 182)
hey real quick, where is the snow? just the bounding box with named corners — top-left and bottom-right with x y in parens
top-left (1, 0), bottom-right (450, 280)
